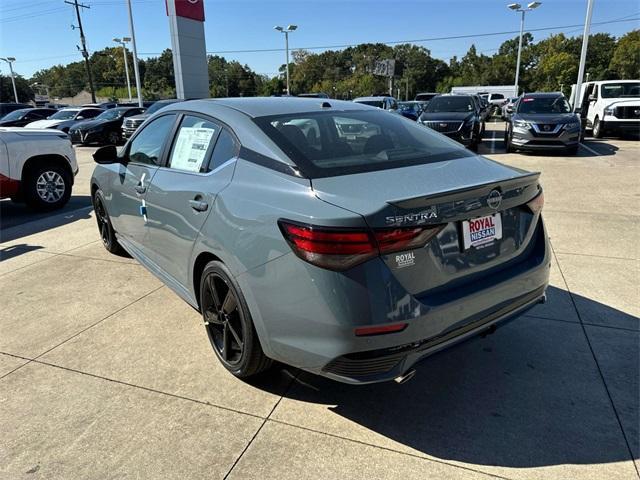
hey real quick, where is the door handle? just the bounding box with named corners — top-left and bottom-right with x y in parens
top-left (134, 184), bottom-right (146, 194)
top-left (189, 199), bottom-right (209, 212)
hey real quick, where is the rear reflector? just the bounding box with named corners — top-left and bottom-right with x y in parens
top-left (279, 220), bottom-right (444, 271)
top-left (355, 322), bottom-right (408, 336)
top-left (527, 190), bottom-right (544, 214)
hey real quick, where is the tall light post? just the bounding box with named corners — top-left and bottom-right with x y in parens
top-left (113, 37), bottom-right (133, 101)
top-left (126, 0), bottom-right (143, 107)
top-left (573, 0), bottom-right (595, 113)
top-left (0, 57), bottom-right (19, 103)
top-left (508, 2), bottom-right (541, 95)
top-left (274, 24), bottom-right (297, 96)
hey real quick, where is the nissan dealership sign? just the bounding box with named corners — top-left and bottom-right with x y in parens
top-left (165, 0), bottom-right (209, 99)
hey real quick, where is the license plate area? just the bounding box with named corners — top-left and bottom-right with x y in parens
top-left (462, 213), bottom-right (502, 250)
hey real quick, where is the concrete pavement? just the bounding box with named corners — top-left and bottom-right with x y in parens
top-left (1, 130), bottom-right (638, 479)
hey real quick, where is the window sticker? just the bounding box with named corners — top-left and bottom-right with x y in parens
top-left (171, 127), bottom-right (216, 172)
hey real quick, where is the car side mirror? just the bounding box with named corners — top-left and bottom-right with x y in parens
top-left (506, 105), bottom-right (514, 113)
top-left (93, 145), bottom-right (120, 164)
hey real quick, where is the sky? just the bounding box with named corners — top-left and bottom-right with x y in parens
top-left (0, 0), bottom-right (639, 80)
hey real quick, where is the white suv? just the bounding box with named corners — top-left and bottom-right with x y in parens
top-left (0, 128), bottom-right (78, 210)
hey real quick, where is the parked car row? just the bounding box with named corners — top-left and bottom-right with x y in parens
top-left (0, 99), bottom-right (185, 147)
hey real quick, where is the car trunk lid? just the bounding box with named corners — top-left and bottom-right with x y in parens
top-left (311, 156), bottom-right (542, 297)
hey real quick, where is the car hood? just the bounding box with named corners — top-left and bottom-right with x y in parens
top-left (419, 112), bottom-right (472, 121)
top-left (603, 98), bottom-right (640, 108)
top-left (74, 118), bottom-right (112, 130)
top-left (26, 119), bottom-right (63, 128)
top-left (514, 113), bottom-right (578, 123)
top-left (312, 153), bottom-right (532, 218)
top-left (125, 113), bottom-right (149, 122)
top-left (0, 127), bottom-right (68, 137)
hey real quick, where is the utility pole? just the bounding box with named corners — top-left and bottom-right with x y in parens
top-left (65, 0), bottom-right (96, 102)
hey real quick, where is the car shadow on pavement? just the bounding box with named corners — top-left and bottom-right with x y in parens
top-left (0, 244), bottom-right (44, 261)
top-left (0, 196), bottom-right (93, 243)
top-left (275, 287), bottom-right (638, 470)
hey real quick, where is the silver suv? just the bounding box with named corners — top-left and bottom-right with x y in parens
top-left (505, 93), bottom-right (581, 155)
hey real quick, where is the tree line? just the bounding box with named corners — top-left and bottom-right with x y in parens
top-left (1, 29), bottom-right (638, 103)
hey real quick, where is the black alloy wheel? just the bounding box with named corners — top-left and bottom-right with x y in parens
top-left (202, 272), bottom-right (245, 365)
top-left (93, 190), bottom-right (125, 254)
top-left (200, 262), bottom-right (272, 378)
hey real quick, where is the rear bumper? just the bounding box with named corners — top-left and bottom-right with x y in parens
top-left (0, 174), bottom-right (20, 199)
top-left (238, 215), bottom-right (550, 384)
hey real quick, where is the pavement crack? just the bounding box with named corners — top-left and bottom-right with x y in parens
top-left (222, 369), bottom-right (299, 480)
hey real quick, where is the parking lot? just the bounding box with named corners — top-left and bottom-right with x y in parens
top-left (0, 121), bottom-right (638, 479)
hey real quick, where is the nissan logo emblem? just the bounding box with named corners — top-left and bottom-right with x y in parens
top-left (487, 189), bottom-right (502, 210)
top-left (543, 125), bottom-right (551, 131)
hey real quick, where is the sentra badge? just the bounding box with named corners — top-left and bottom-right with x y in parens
top-left (386, 206), bottom-right (437, 225)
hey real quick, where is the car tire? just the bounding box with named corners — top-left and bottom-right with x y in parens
top-left (107, 131), bottom-right (120, 145)
top-left (200, 261), bottom-right (272, 379)
top-left (593, 116), bottom-right (603, 138)
top-left (93, 189), bottom-right (126, 255)
top-left (505, 129), bottom-right (514, 153)
top-left (24, 164), bottom-right (72, 211)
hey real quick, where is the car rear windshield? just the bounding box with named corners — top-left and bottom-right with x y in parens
top-left (253, 110), bottom-right (473, 178)
top-left (601, 82), bottom-right (640, 98)
top-left (424, 96), bottom-right (473, 113)
top-left (49, 109), bottom-right (79, 120)
top-left (518, 96), bottom-right (571, 114)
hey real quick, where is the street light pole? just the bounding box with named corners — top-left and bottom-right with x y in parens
top-left (274, 25), bottom-right (297, 96)
top-left (508, 2), bottom-right (541, 96)
top-left (0, 57), bottom-right (19, 102)
top-left (573, 0), bottom-right (595, 112)
top-left (114, 37), bottom-right (133, 101)
top-left (126, 0), bottom-right (143, 107)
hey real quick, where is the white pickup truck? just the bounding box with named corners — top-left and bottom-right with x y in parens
top-left (0, 128), bottom-right (78, 210)
top-left (575, 80), bottom-right (640, 138)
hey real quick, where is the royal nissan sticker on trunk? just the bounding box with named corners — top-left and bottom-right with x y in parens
top-left (395, 252), bottom-right (416, 268)
top-left (462, 213), bottom-right (503, 249)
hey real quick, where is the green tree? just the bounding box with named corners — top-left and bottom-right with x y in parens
top-left (0, 75), bottom-right (34, 103)
top-left (609, 30), bottom-right (640, 79)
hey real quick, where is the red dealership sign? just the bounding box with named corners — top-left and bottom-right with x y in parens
top-left (166, 0), bottom-right (205, 22)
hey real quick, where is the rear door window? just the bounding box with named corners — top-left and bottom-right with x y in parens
top-left (167, 115), bottom-right (220, 173)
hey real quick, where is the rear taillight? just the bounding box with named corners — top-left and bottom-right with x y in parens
top-left (279, 220), bottom-right (444, 271)
top-left (527, 190), bottom-right (544, 214)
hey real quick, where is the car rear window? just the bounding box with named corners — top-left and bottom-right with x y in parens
top-left (253, 110), bottom-right (473, 178)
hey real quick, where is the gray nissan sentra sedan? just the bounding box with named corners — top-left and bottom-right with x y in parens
top-left (90, 98), bottom-right (550, 384)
